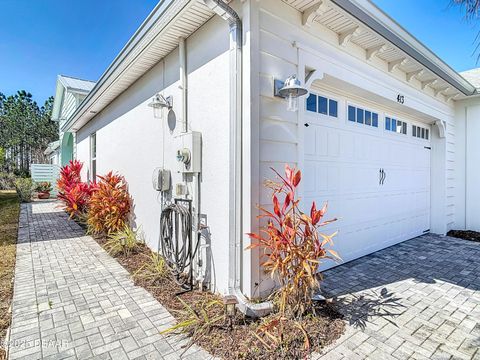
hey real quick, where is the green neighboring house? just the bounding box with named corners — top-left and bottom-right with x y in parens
top-left (51, 75), bottom-right (95, 166)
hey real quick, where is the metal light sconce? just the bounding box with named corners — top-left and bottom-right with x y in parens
top-left (274, 75), bottom-right (309, 112)
top-left (148, 93), bottom-right (173, 118)
top-left (223, 295), bottom-right (238, 328)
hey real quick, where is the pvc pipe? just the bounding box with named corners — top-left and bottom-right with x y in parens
top-left (179, 37), bottom-right (187, 133)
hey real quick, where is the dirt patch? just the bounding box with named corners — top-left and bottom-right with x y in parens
top-left (0, 191), bottom-right (20, 360)
top-left (447, 230), bottom-right (480, 243)
top-left (93, 237), bottom-right (345, 359)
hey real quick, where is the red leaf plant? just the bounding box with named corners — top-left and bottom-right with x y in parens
top-left (87, 172), bottom-right (132, 235)
top-left (57, 160), bottom-right (96, 219)
top-left (247, 164), bottom-right (340, 318)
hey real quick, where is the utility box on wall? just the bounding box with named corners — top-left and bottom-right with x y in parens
top-left (176, 131), bottom-right (201, 173)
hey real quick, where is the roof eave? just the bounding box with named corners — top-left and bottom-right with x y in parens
top-left (61, 0), bottom-right (181, 133)
top-left (331, 0), bottom-right (477, 96)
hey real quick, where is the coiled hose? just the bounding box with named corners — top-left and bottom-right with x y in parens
top-left (159, 203), bottom-right (196, 286)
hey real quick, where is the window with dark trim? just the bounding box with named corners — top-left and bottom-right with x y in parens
top-left (385, 117), bottom-right (407, 134)
top-left (348, 105), bottom-right (379, 128)
top-left (412, 125), bottom-right (429, 140)
top-left (306, 93), bottom-right (338, 118)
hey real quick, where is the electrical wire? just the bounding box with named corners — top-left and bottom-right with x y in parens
top-left (159, 202), bottom-right (198, 286)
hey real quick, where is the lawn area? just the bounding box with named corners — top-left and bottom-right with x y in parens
top-left (0, 191), bottom-right (20, 360)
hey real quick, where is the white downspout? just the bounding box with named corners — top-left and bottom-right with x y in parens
top-left (202, 0), bottom-right (271, 317)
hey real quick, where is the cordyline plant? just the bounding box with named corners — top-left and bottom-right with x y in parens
top-left (57, 160), bottom-right (96, 218)
top-left (247, 164), bottom-right (340, 319)
top-left (87, 171), bottom-right (132, 235)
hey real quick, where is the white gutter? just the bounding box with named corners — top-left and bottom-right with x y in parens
top-left (202, 0), bottom-right (271, 318)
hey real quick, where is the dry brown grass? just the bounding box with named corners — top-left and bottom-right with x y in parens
top-left (0, 191), bottom-right (20, 360)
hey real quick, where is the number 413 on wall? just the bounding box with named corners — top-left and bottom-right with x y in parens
top-left (397, 94), bottom-right (405, 104)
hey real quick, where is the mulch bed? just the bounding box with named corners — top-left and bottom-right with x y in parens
top-left (447, 230), bottom-right (480, 243)
top-left (0, 191), bottom-right (20, 360)
top-left (92, 236), bottom-right (346, 359)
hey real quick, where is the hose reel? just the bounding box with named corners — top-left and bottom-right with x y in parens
top-left (159, 199), bottom-right (198, 291)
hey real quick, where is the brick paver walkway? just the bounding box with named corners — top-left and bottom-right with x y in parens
top-left (7, 201), bottom-right (213, 360)
top-left (318, 234), bottom-right (480, 360)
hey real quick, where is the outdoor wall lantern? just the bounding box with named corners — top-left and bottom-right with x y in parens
top-left (274, 75), bottom-right (309, 112)
top-left (148, 93), bottom-right (173, 118)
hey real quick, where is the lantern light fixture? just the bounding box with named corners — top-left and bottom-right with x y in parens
top-left (148, 93), bottom-right (173, 118)
top-left (274, 75), bottom-right (309, 112)
top-left (223, 295), bottom-right (238, 329)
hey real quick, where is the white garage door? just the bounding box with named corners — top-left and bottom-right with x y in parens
top-left (303, 91), bottom-right (431, 269)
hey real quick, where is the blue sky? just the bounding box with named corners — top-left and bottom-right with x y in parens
top-left (372, 0), bottom-right (480, 72)
top-left (0, 0), bottom-right (478, 105)
top-left (0, 0), bottom-right (158, 104)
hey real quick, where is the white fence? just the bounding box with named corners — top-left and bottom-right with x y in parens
top-left (30, 164), bottom-right (61, 194)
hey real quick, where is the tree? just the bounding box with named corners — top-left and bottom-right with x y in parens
top-left (452, 0), bottom-right (480, 19)
top-left (0, 91), bottom-right (57, 175)
top-left (0, 147), bottom-right (5, 170)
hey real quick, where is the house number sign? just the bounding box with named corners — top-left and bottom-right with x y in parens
top-left (397, 94), bottom-right (405, 104)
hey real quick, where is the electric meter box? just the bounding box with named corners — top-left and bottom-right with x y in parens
top-left (176, 131), bottom-right (201, 173)
top-left (153, 168), bottom-right (171, 192)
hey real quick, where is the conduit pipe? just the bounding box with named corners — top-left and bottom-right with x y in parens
top-left (202, 0), bottom-right (271, 317)
top-left (179, 37), bottom-right (188, 133)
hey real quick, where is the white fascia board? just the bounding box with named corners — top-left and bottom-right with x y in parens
top-left (51, 76), bottom-right (65, 121)
top-left (331, 0), bottom-right (477, 96)
top-left (61, 0), bottom-right (181, 133)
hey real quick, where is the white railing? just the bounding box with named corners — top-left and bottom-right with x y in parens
top-left (30, 164), bottom-right (61, 194)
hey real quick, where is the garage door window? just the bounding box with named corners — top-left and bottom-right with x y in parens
top-left (348, 105), bottom-right (379, 128)
top-left (385, 117), bottom-right (407, 134)
top-left (306, 93), bottom-right (338, 117)
top-left (413, 125), bottom-right (429, 140)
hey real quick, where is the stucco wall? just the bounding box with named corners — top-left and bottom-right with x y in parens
top-left (75, 15), bottom-right (232, 294)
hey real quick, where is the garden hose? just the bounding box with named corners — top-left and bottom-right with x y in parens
top-left (159, 202), bottom-right (198, 286)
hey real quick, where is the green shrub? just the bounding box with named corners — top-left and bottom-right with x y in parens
top-left (0, 172), bottom-right (16, 190)
top-left (14, 178), bottom-right (33, 202)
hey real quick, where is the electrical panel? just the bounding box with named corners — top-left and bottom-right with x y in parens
top-left (176, 131), bottom-right (201, 173)
top-left (153, 168), bottom-right (171, 192)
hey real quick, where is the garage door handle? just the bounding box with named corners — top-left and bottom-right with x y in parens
top-left (379, 168), bottom-right (386, 185)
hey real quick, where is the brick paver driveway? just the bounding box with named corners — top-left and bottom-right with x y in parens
top-left (7, 201), bottom-right (213, 360)
top-left (319, 234), bottom-right (480, 360)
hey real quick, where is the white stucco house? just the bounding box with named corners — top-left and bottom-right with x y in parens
top-left (56, 0), bottom-right (480, 313)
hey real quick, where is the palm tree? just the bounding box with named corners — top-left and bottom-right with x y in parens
top-left (451, 1), bottom-right (480, 62)
top-left (452, 0), bottom-right (480, 19)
